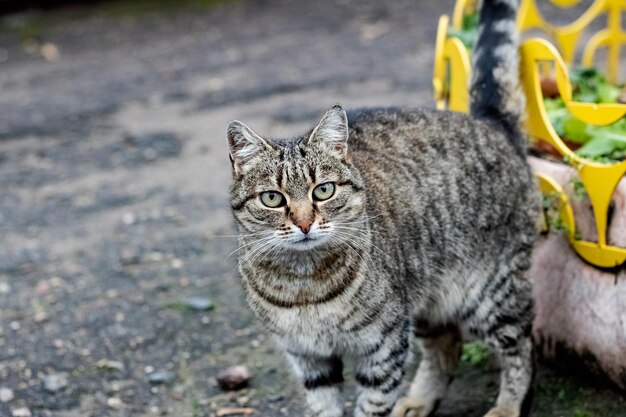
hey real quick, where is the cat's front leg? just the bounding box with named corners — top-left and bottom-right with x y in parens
top-left (353, 316), bottom-right (411, 417)
top-left (286, 351), bottom-right (345, 417)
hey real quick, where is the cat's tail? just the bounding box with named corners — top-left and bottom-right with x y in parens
top-left (470, 0), bottom-right (526, 155)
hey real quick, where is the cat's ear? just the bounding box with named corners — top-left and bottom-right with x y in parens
top-left (227, 120), bottom-right (272, 173)
top-left (307, 105), bottom-right (349, 158)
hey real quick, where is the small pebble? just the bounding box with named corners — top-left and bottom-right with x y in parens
top-left (267, 394), bottom-right (284, 403)
top-left (43, 373), bottom-right (68, 392)
top-left (171, 385), bottom-right (185, 401)
top-left (107, 397), bottom-right (123, 409)
top-left (217, 366), bottom-right (251, 391)
top-left (122, 212), bottom-right (136, 225)
top-left (0, 387), bottom-right (14, 402)
top-left (148, 371), bottom-right (174, 385)
top-left (12, 407), bottom-right (32, 417)
top-left (120, 248), bottom-right (140, 265)
top-left (143, 148), bottom-right (158, 161)
top-left (185, 297), bottom-right (214, 311)
top-left (40, 42), bottom-right (60, 62)
top-left (33, 312), bottom-right (48, 323)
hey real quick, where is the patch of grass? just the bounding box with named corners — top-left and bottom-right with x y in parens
top-left (532, 363), bottom-right (626, 417)
top-left (542, 192), bottom-right (568, 234)
top-left (165, 300), bottom-right (194, 313)
top-left (461, 341), bottom-right (490, 368)
top-left (573, 409), bottom-right (591, 417)
top-left (570, 177), bottom-right (588, 200)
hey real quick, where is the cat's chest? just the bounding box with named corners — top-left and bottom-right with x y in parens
top-left (270, 303), bottom-right (373, 355)
top-left (273, 303), bottom-right (345, 335)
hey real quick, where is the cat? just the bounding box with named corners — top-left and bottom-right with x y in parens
top-left (226, 0), bottom-right (538, 416)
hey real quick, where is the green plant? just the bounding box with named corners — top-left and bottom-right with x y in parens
top-left (461, 341), bottom-right (490, 367)
top-left (447, 12), bottom-right (480, 49)
top-left (569, 177), bottom-right (587, 200)
top-left (572, 408), bottom-right (591, 417)
top-left (543, 68), bottom-right (626, 162)
top-left (542, 192), bottom-right (570, 234)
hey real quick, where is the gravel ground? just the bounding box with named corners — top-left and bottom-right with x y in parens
top-left (0, 1), bottom-right (625, 416)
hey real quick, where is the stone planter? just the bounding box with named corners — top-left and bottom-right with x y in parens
top-left (529, 157), bottom-right (626, 389)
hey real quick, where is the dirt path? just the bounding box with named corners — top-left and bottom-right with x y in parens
top-left (0, 1), bottom-right (624, 416)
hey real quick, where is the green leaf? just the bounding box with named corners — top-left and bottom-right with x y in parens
top-left (575, 119), bottom-right (626, 161)
top-left (576, 136), bottom-right (626, 159)
top-left (447, 27), bottom-right (478, 50)
top-left (462, 12), bottom-right (480, 31)
top-left (544, 98), bottom-right (569, 137)
top-left (597, 83), bottom-right (621, 103)
top-left (461, 341), bottom-right (490, 367)
top-left (544, 97), bottom-right (565, 111)
top-left (569, 65), bottom-right (623, 104)
top-left (448, 12), bottom-right (480, 50)
top-left (562, 116), bottom-right (591, 144)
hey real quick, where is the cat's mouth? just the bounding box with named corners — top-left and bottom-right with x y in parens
top-left (289, 235), bottom-right (323, 250)
top-left (294, 236), bottom-right (316, 244)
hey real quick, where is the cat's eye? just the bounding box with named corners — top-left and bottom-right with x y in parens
top-left (259, 191), bottom-right (286, 208)
top-left (312, 182), bottom-right (336, 201)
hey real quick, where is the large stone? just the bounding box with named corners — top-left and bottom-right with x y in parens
top-left (529, 157), bottom-right (626, 389)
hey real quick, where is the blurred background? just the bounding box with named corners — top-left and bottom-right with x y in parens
top-left (0, 1), bottom-right (625, 417)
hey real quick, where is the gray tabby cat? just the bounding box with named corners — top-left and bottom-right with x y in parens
top-left (226, 0), bottom-right (538, 416)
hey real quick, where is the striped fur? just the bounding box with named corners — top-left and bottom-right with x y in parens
top-left (227, 2), bottom-right (537, 417)
top-left (470, 0), bottom-right (526, 156)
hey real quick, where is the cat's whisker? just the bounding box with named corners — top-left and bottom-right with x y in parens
top-left (236, 237), bottom-right (278, 267)
top-left (330, 230), bottom-right (382, 263)
top-left (215, 230), bottom-right (272, 238)
top-left (325, 230), bottom-right (375, 264)
top-left (254, 240), bottom-right (285, 265)
top-left (326, 234), bottom-right (372, 269)
top-left (249, 238), bottom-right (284, 266)
top-left (224, 234), bottom-right (276, 261)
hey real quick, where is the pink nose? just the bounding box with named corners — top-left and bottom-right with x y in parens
top-left (296, 219), bottom-right (313, 234)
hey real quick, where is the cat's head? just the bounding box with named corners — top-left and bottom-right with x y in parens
top-left (227, 105), bottom-right (366, 253)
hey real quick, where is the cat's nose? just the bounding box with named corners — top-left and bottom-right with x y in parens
top-left (296, 219), bottom-right (313, 234)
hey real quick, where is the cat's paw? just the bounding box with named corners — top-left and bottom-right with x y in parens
top-left (391, 397), bottom-right (435, 417)
top-left (483, 404), bottom-right (519, 417)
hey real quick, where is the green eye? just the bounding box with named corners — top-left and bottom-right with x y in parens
top-left (260, 191), bottom-right (285, 208)
top-left (313, 182), bottom-right (336, 201)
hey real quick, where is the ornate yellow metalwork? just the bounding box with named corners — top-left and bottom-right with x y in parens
top-left (433, 15), bottom-right (471, 112)
top-left (433, 0), bottom-right (626, 268)
top-left (519, 0), bottom-right (626, 83)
